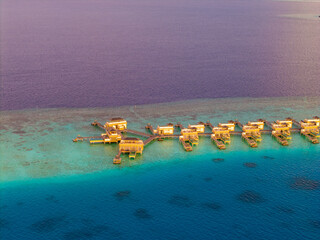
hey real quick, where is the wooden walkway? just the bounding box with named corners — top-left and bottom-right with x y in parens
top-left (287, 118), bottom-right (301, 127)
top-left (145, 124), bottom-right (155, 135)
top-left (143, 136), bottom-right (158, 145)
top-left (91, 121), bottom-right (107, 131)
top-left (175, 123), bottom-right (184, 130)
top-left (73, 135), bottom-right (102, 142)
top-left (125, 129), bottom-right (152, 138)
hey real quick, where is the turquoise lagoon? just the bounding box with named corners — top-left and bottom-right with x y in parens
top-left (1, 97), bottom-right (320, 239)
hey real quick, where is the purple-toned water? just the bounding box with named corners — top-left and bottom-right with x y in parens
top-left (1, 0), bottom-right (320, 110)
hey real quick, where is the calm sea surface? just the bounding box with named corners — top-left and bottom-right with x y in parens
top-left (1, 0), bottom-right (320, 110)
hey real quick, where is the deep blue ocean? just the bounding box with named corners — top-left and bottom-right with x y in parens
top-left (1, 147), bottom-right (320, 240)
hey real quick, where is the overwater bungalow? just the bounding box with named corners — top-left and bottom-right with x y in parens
top-left (188, 124), bottom-right (205, 133)
top-left (105, 117), bottom-right (127, 130)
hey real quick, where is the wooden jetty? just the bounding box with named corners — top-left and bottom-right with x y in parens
top-left (73, 116), bottom-right (320, 164)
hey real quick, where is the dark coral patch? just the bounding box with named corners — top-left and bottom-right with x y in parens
top-left (29, 216), bottom-right (66, 233)
top-left (201, 202), bottom-right (221, 210)
top-left (212, 158), bottom-right (224, 163)
top-left (133, 208), bottom-right (152, 219)
top-left (80, 218), bottom-right (95, 226)
top-left (168, 195), bottom-right (194, 207)
top-left (0, 205), bottom-right (8, 210)
top-left (237, 190), bottom-right (266, 204)
top-left (279, 222), bottom-right (290, 229)
top-left (113, 190), bottom-right (131, 201)
top-left (45, 195), bottom-right (59, 203)
top-left (243, 162), bottom-right (257, 168)
top-left (262, 156), bottom-right (275, 160)
top-left (204, 177), bottom-right (212, 182)
top-left (309, 220), bottom-right (320, 229)
top-left (63, 225), bottom-right (109, 240)
top-left (276, 206), bottom-right (295, 214)
top-left (290, 177), bottom-right (319, 190)
top-left (0, 218), bottom-right (9, 229)
top-left (12, 130), bottom-right (26, 134)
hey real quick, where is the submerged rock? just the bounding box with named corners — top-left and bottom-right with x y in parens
top-left (237, 190), bottom-right (266, 204)
top-left (290, 177), bottom-right (319, 190)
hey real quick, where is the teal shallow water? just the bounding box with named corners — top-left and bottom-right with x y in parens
top-left (0, 97), bottom-right (320, 239)
top-left (0, 96), bottom-right (319, 182)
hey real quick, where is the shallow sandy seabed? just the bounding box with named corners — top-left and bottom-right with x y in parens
top-left (0, 96), bottom-right (319, 182)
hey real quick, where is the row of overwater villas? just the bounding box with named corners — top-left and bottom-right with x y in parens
top-left (86, 117), bottom-right (320, 164)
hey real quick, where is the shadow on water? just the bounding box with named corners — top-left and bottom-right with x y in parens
top-left (168, 195), bottom-right (194, 207)
top-left (133, 209), bottom-right (152, 219)
top-left (236, 190), bottom-right (266, 204)
top-left (29, 216), bottom-right (67, 233)
top-left (113, 190), bottom-right (131, 201)
top-left (289, 177), bottom-right (319, 190)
